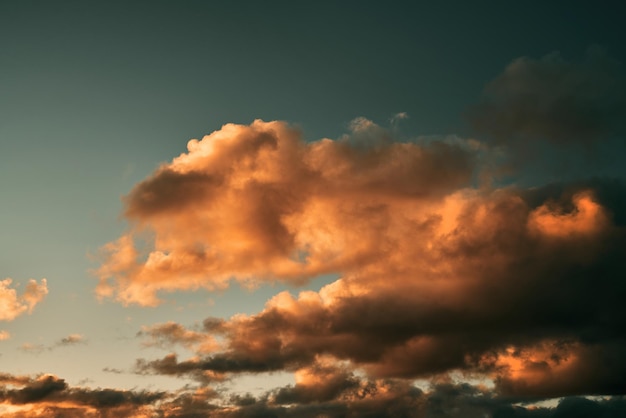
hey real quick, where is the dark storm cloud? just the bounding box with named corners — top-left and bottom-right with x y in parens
top-left (468, 49), bottom-right (626, 146)
top-left (0, 278), bottom-right (48, 322)
top-left (55, 333), bottom-right (86, 347)
top-left (138, 321), bottom-right (218, 353)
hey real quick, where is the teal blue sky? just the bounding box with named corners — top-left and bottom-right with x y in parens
top-left (1, 1), bottom-right (626, 416)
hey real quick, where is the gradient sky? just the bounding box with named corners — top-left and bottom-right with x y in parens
top-left (1, 1), bottom-right (626, 417)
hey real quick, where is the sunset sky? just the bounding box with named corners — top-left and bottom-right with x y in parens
top-left (1, 1), bottom-right (626, 417)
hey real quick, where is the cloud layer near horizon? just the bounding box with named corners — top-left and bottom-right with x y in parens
top-left (2, 370), bottom-right (625, 418)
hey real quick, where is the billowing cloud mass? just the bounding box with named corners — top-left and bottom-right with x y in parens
top-left (132, 178), bottom-right (626, 397)
top-left (96, 118), bottom-right (475, 306)
top-left (90, 51), bottom-right (626, 415)
top-left (0, 279), bottom-right (48, 322)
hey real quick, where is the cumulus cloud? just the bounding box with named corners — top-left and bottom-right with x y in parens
top-left (0, 279), bottom-right (48, 322)
top-left (131, 179), bottom-right (626, 400)
top-left (96, 119), bottom-right (475, 306)
top-left (92, 50), bottom-right (626, 410)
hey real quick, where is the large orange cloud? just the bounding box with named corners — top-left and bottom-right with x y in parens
top-left (133, 180), bottom-right (626, 398)
top-left (96, 117), bottom-right (626, 400)
top-left (96, 119), bottom-right (475, 306)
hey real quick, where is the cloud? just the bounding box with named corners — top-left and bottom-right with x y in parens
top-left (0, 372), bottom-right (164, 418)
top-left (102, 367), bottom-right (124, 375)
top-left (0, 331), bottom-right (10, 341)
top-left (0, 279), bottom-right (48, 321)
top-left (468, 48), bottom-right (626, 146)
top-left (272, 357), bottom-right (360, 404)
top-left (96, 119), bottom-right (475, 306)
top-left (138, 321), bottom-right (219, 353)
top-left (59, 334), bottom-right (86, 345)
top-left (93, 52), bottom-right (626, 408)
top-left (20, 334), bottom-right (87, 354)
top-left (130, 179), bottom-right (626, 399)
top-left (490, 340), bottom-right (626, 398)
top-left (18, 343), bottom-right (45, 354)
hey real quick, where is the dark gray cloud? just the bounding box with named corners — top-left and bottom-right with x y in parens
top-left (157, 380), bottom-right (626, 418)
top-left (468, 49), bottom-right (626, 146)
top-left (96, 120), bottom-right (477, 306)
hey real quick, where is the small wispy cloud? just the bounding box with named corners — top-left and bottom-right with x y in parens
top-left (19, 342), bottom-right (45, 354)
top-left (55, 333), bottom-right (86, 347)
top-left (20, 334), bottom-right (87, 354)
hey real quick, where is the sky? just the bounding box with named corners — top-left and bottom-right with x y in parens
top-left (1, 1), bottom-right (626, 417)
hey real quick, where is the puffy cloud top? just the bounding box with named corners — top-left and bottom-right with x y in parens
top-left (0, 278), bottom-right (48, 322)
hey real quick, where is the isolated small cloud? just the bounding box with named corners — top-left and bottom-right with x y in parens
top-left (20, 334), bottom-right (87, 354)
top-left (390, 112), bottom-right (409, 128)
top-left (19, 343), bottom-right (45, 354)
top-left (0, 278), bottom-right (48, 321)
top-left (138, 321), bottom-right (219, 353)
top-left (55, 334), bottom-right (86, 347)
top-left (91, 49), bottom-right (626, 411)
top-left (131, 181), bottom-right (626, 399)
top-left (0, 372), bottom-right (164, 417)
top-left (0, 330), bottom-right (10, 340)
top-left (102, 367), bottom-right (124, 374)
